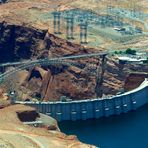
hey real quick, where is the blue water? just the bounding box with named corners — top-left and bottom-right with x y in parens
top-left (59, 104), bottom-right (148, 148)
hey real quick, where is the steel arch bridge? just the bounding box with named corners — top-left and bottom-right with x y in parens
top-left (0, 52), bottom-right (107, 84)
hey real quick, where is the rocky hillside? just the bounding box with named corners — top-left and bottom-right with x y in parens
top-left (0, 0), bottom-right (147, 101)
top-left (0, 22), bottom-right (47, 63)
top-left (0, 22), bottom-right (147, 101)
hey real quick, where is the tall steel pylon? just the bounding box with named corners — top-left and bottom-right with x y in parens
top-left (129, 0), bottom-right (137, 34)
top-left (53, 11), bottom-right (61, 34)
top-left (65, 13), bottom-right (74, 40)
top-left (79, 21), bottom-right (88, 44)
top-left (106, 0), bottom-right (112, 27)
top-left (113, 0), bottom-right (123, 27)
top-left (100, 16), bottom-right (106, 28)
top-left (107, 0), bottom-right (113, 15)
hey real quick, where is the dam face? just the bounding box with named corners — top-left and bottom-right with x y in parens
top-left (18, 80), bottom-right (148, 122)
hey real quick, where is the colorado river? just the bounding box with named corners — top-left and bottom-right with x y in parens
top-left (59, 104), bottom-right (148, 148)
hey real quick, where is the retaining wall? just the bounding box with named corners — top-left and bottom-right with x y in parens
top-left (16, 79), bottom-right (148, 122)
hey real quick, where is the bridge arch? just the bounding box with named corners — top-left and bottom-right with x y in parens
top-left (0, 52), bottom-right (107, 84)
top-left (0, 59), bottom-right (82, 84)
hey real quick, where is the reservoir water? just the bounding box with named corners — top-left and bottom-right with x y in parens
top-left (59, 104), bottom-right (148, 148)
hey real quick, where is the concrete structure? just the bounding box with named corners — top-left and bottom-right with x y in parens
top-left (16, 79), bottom-right (148, 122)
top-left (118, 56), bottom-right (147, 64)
top-left (23, 121), bottom-right (43, 127)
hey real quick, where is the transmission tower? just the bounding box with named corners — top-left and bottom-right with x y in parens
top-left (88, 10), bottom-right (93, 22)
top-left (113, 0), bottom-right (123, 27)
top-left (135, 2), bottom-right (143, 20)
top-left (100, 16), bottom-right (106, 28)
top-left (129, 0), bottom-right (138, 34)
top-left (79, 21), bottom-right (88, 44)
top-left (65, 13), bottom-right (74, 40)
top-left (129, 0), bottom-right (139, 19)
top-left (106, 0), bottom-right (112, 27)
top-left (139, 10), bottom-right (144, 21)
top-left (53, 11), bottom-right (61, 34)
top-left (107, 0), bottom-right (113, 15)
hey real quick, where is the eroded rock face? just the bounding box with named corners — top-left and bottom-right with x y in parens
top-left (0, 22), bottom-right (47, 62)
top-left (0, 23), bottom-right (148, 101)
top-left (124, 73), bottom-right (148, 91)
top-left (0, 22), bottom-right (148, 101)
top-left (18, 64), bottom-right (98, 101)
top-left (0, 1), bottom-right (148, 101)
top-left (16, 58), bottom-right (148, 101)
top-left (0, 22), bottom-right (105, 101)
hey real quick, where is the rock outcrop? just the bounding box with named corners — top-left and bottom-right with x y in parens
top-left (0, 0), bottom-right (148, 101)
top-left (0, 104), bottom-right (96, 148)
top-left (124, 73), bottom-right (148, 91)
top-left (0, 22), bottom-right (148, 101)
top-left (0, 22), bottom-right (47, 63)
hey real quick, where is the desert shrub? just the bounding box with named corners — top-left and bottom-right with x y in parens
top-left (125, 48), bottom-right (136, 55)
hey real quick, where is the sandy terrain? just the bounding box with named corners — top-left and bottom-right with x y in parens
top-left (0, 104), bottom-right (96, 148)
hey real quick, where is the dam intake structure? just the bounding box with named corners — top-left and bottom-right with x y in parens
top-left (16, 79), bottom-right (148, 122)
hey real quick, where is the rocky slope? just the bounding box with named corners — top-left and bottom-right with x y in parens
top-left (0, 104), bottom-right (95, 147)
top-left (0, 0), bottom-right (148, 101)
top-left (0, 25), bottom-right (147, 101)
top-left (124, 73), bottom-right (148, 91)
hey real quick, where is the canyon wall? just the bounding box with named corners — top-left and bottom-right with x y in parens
top-left (0, 22), bottom-right (47, 62)
top-left (124, 73), bottom-right (148, 91)
top-left (0, 23), bottom-right (148, 101)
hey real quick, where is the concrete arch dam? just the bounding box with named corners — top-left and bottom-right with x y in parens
top-left (16, 79), bottom-right (148, 122)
